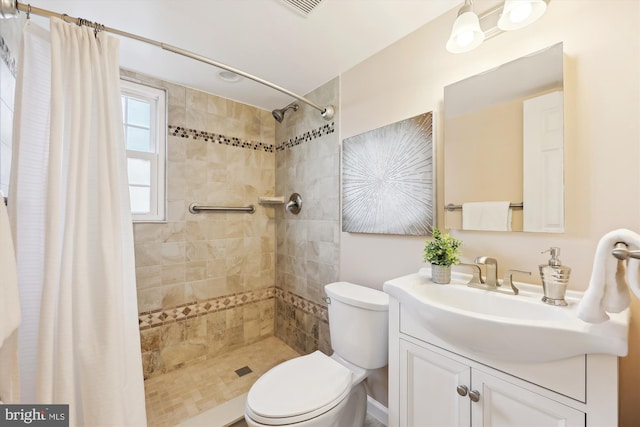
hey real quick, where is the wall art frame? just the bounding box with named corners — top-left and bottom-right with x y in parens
top-left (342, 111), bottom-right (435, 236)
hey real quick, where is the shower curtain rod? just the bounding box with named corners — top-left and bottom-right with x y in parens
top-left (1, 0), bottom-right (335, 121)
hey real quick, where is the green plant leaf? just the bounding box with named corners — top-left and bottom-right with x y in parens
top-left (423, 228), bottom-right (462, 267)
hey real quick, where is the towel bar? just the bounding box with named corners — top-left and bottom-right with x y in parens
top-left (446, 202), bottom-right (523, 212)
top-left (612, 242), bottom-right (640, 260)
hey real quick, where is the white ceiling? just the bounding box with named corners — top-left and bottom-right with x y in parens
top-left (25, 0), bottom-right (460, 111)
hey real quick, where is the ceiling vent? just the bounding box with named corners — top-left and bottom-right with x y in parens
top-left (281, 0), bottom-right (324, 16)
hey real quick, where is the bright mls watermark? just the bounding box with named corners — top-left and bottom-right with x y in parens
top-left (0, 405), bottom-right (68, 426)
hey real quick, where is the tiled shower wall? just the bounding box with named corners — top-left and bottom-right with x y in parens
top-left (125, 70), bottom-right (278, 378)
top-left (274, 78), bottom-right (340, 354)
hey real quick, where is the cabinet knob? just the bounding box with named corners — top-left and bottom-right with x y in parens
top-left (456, 385), bottom-right (468, 397)
top-left (469, 390), bottom-right (481, 402)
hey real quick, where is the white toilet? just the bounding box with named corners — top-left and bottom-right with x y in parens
top-left (244, 282), bottom-right (389, 427)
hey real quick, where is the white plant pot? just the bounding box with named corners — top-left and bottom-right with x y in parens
top-left (431, 264), bottom-right (451, 284)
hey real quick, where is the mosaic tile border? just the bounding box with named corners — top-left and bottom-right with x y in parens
top-left (276, 122), bottom-right (336, 152)
top-left (275, 288), bottom-right (328, 322)
top-left (0, 36), bottom-right (16, 77)
top-left (167, 119), bottom-right (334, 154)
top-left (168, 125), bottom-right (274, 153)
top-left (138, 287), bottom-right (275, 330)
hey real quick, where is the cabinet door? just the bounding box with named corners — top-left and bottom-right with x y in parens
top-left (471, 370), bottom-right (585, 427)
top-left (399, 339), bottom-right (471, 427)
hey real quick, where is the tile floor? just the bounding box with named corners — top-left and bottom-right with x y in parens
top-left (144, 336), bottom-right (299, 427)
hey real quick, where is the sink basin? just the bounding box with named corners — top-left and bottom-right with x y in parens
top-left (383, 269), bottom-right (630, 363)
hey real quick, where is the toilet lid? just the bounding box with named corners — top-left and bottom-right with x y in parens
top-left (247, 351), bottom-right (352, 423)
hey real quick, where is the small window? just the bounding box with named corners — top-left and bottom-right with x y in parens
top-left (121, 80), bottom-right (166, 222)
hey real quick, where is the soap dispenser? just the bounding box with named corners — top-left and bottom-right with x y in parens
top-left (539, 247), bottom-right (571, 306)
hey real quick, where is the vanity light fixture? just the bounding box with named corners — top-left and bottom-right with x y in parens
top-left (446, 0), bottom-right (549, 54)
top-left (498, 0), bottom-right (547, 31)
top-left (446, 0), bottom-right (485, 54)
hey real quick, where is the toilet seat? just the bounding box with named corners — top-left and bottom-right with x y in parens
top-left (246, 351), bottom-right (352, 425)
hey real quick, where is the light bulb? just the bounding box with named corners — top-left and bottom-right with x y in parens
top-left (498, 0), bottom-right (547, 31)
top-left (456, 31), bottom-right (475, 48)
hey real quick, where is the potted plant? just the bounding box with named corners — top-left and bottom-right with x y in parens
top-left (423, 228), bottom-right (462, 284)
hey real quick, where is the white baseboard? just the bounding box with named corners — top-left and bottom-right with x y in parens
top-left (367, 395), bottom-right (389, 426)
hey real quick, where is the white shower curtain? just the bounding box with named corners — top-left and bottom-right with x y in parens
top-left (10, 17), bottom-right (146, 426)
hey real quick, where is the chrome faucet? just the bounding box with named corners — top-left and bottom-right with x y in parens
top-left (502, 269), bottom-right (532, 295)
top-left (460, 257), bottom-right (531, 296)
top-left (458, 263), bottom-right (483, 285)
top-left (474, 256), bottom-right (499, 287)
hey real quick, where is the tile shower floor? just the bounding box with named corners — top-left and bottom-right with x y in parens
top-left (144, 336), bottom-right (299, 427)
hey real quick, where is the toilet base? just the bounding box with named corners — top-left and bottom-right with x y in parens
top-left (245, 381), bottom-right (367, 427)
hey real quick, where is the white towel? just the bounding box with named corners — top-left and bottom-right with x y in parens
top-left (0, 190), bottom-right (20, 402)
top-left (577, 229), bottom-right (640, 323)
top-left (462, 201), bottom-right (512, 231)
top-left (628, 257), bottom-right (640, 299)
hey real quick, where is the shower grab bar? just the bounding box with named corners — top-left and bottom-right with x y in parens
top-left (612, 242), bottom-right (640, 261)
top-left (445, 202), bottom-right (524, 212)
top-left (189, 203), bottom-right (255, 214)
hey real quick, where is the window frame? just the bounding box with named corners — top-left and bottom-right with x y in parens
top-left (120, 79), bottom-right (167, 222)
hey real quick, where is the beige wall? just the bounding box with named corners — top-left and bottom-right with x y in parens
top-left (340, 0), bottom-right (640, 423)
top-left (444, 98), bottom-right (523, 230)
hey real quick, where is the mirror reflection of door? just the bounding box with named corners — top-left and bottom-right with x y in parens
top-left (523, 91), bottom-right (564, 232)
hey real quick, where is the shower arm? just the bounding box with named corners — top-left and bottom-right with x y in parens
top-left (0, 0), bottom-right (335, 121)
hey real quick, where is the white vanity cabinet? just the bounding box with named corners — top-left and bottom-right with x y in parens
top-left (388, 296), bottom-right (620, 427)
top-left (399, 338), bottom-right (584, 426)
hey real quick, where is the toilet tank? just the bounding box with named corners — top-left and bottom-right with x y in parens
top-left (325, 282), bottom-right (389, 369)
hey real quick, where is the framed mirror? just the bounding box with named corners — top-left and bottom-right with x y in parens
top-left (443, 43), bottom-right (564, 233)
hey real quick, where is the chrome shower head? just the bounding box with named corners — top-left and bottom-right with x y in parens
top-left (272, 104), bottom-right (299, 123)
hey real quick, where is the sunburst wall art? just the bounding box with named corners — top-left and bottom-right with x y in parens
top-left (342, 112), bottom-right (434, 235)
